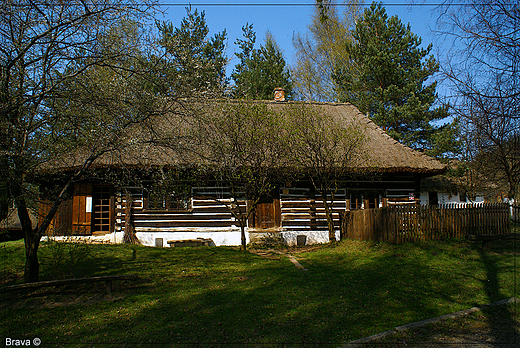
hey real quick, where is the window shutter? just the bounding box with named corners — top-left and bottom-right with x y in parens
top-left (72, 183), bottom-right (92, 235)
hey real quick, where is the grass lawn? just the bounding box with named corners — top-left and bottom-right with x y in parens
top-left (1, 224), bottom-right (518, 347)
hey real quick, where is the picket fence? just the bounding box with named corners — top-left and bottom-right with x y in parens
top-left (512, 205), bottom-right (520, 223)
top-left (341, 203), bottom-right (511, 244)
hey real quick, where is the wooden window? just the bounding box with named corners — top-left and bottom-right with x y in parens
top-left (92, 185), bottom-right (113, 235)
top-left (144, 187), bottom-right (191, 211)
top-left (349, 191), bottom-right (364, 210)
top-left (348, 190), bottom-right (381, 210)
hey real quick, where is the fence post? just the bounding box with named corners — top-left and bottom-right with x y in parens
top-left (392, 206), bottom-right (398, 244)
top-left (512, 205), bottom-right (519, 223)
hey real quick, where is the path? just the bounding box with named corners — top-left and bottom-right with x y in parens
top-left (250, 249), bottom-right (308, 270)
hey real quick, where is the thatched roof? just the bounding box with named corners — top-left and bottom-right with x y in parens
top-left (222, 101), bottom-right (446, 175)
top-left (275, 102), bottom-right (446, 174)
top-left (47, 100), bottom-right (445, 176)
top-left (1, 208), bottom-right (38, 231)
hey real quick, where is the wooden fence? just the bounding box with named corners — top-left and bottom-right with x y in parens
top-left (512, 205), bottom-right (520, 223)
top-left (341, 203), bottom-right (511, 244)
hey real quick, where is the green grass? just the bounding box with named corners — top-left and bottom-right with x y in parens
top-left (0, 227), bottom-right (518, 347)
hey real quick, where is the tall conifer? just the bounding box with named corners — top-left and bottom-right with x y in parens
top-left (157, 7), bottom-right (228, 95)
top-left (334, 2), bottom-right (450, 151)
top-left (232, 25), bottom-right (292, 100)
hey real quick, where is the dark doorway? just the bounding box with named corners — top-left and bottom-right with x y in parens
top-left (429, 191), bottom-right (439, 205)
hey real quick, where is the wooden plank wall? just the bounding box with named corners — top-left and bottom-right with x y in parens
top-left (40, 199), bottom-right (74, 235)
top-left (280, 187), bottom-right (347, 231)
top-left (280, 187), bottom-right (311, 231)
top-left (314, 190), bottom-right (347, 230)
top-left (115, 187), bottom-right (237, 233)
top-left (115, 186), bottom-right (350, 233)
top-left (343, 203), bottom-right (511, 244)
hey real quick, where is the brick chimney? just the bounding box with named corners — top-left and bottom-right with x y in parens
top-left (274, 87), bottom-right (285, 102)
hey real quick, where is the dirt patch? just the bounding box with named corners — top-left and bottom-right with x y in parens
top-left (249, 245), bottom-right (320, 257)
top-left (249, 249), bottom-right (282, 260)
top-left (285, 245), bottom-right (322, 253)
top-left (249, 248), bottom-right (309, 270)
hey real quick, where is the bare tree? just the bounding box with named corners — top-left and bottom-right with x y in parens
top-left (452, 93), bottom-right (520, 201)
top-left (437, 0), bottom-right (520, 201)
top-left (0, 0), bottom-right (158, 282)
top-left (282, 103), bottom-right (365, 242)
top-left (190, 101), bottom-right (290, 251)
top-left (292, 0), bottom-right (363, 102)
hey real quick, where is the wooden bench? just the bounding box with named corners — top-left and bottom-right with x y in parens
top-left (465, 233), bottom-right (520, 248)
top-left (0, 275), bottom-right (139, 295)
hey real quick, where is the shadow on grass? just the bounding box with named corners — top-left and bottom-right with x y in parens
top-left (20, 243), bottom-right (480, 347)
top-left (1, 240), bottom-right (518, 347)
top-left (478, 242), bottom-right (520, 347)
top-left (362, 239), bottom-right (520, 347)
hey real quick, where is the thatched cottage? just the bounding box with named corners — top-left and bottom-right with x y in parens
top-left (38, 100), bottom-right (446, 246)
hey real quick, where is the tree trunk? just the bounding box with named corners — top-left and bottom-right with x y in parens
top-left (24, 233), bottom-right (40, 283)
top-left (0, 156), bottom-right (8, 222)
top-left (18, 202), bottom-right (40, 282)
top-left (16, 177), bottom-right (73, 282)
top-left (508, 181), bottom-right (518, 204)
top-left (240, 218), bottom-right (247, 252)
top-left (123, 191), bottom-right (140, 244)
top-left (321, 191), bottom-right (337, 243)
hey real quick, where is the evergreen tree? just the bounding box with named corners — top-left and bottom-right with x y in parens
top-left (232, 25), bottom-right (292, 100)
top-left (157, 7), bottom-right (227, 95)
top-left (334, 2), bottom-right (449, 151)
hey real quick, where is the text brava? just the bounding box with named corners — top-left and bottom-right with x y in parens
top-left (5, 338), bottom-right (38, 346)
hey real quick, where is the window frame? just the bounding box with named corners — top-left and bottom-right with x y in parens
top-left (142, 187), bottom-right (192, 213)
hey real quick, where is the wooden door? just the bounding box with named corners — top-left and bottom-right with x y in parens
top-left (253, 196), bottom-right (281, 229)
top-left (72, 183), bottom-right (92, 235)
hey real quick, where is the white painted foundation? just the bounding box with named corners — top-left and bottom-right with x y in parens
top-left (280, 230), bottom-right (339, 246)
top-left (136, 229), bottom-right (245, 247)
top-left (42, 228), bottom-right (337, 247)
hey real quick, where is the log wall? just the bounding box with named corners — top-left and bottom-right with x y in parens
top-left (280, 187), bottom-right (347, 231)
top-left (115, 187), bottom-right (237, 234)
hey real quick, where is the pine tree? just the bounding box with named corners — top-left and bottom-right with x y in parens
top-left (334, 2), bottom-right (449, 151)
top-left (157, 7), bottom-right (227, 95)
top-left (232, 25), bottom-right (292, 100)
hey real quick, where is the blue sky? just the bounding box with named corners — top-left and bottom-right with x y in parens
top-left (157, 1), bottom-right (446, 90)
